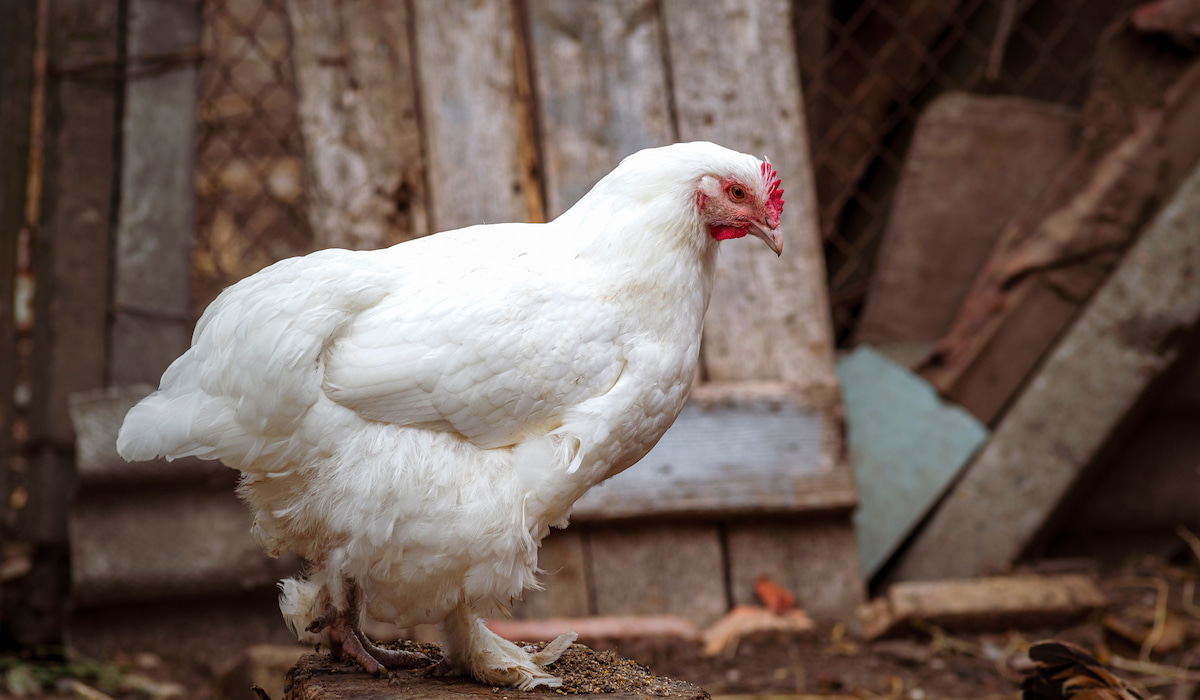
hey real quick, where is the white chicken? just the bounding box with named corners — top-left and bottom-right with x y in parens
top-left (117, 141), bottom-right (785, 688)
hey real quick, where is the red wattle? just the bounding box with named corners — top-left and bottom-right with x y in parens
top-left (710, 225), bottom-right (748, 241)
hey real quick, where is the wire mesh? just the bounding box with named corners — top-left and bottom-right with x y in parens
top-left (195, 0), bottom-right (1139, 341)
top-left (194, 0), bottom-right (311, 317)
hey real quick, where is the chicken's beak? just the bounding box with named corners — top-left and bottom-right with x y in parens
top-left (749, 220), bottom-right (783, 256)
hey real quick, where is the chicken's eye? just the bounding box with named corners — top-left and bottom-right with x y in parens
top-left (728, 185), bottom-right (747, 202)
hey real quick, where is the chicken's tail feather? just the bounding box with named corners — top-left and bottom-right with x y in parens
top-left (116, 388), bottom-right (240, 463)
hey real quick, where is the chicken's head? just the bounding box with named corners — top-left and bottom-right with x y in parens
top-left (697, 160), bottom-right (785, 256)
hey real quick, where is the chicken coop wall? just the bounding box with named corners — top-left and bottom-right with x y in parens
top-left (0, 0), bottom-right (1155, 652)
top-left (195, 0), bottom-right (1140, 342)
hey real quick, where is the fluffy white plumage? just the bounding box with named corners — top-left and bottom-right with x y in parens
top-left (117, 141), bottom-right (785, 688)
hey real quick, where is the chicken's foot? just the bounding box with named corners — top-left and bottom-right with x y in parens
top-left (308, 582), bottom-right (429, 674)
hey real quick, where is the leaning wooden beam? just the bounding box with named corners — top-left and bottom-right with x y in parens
top-left (893, 158), bottom-right (1200, 582)
top-left (920, 58), bottom-right (1200, 425)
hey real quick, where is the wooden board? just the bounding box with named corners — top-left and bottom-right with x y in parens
top-left (893, 159), bottom-right (1200, 581)
top-left (526, 0), bottom-right (674, 218)
top-left (920, 57), bottom-right (1200, 426)
top-left (108, 0), bottom-right (200, 387)
top-left (287, 0), bottom-right (428, 249)
top-left (661, 0), bottom-right (862, 619)
top-left (573, 382), bottom-right (854, 520)
top-left (854, 93), bottom-right (1078, 348)
top-left (587, 522), bottom-right (727, 627)
top-left (412, 0), bottom-right (536, 231)
top-left (71, 485), bottom-right (299, 607)
top-left (664, 0), bottom-right (833, 388)
top-left (859, 574), bottom-right (1107, 640)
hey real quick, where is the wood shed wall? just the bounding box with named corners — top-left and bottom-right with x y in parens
top-left (57, 0), bottom-right (863, 645)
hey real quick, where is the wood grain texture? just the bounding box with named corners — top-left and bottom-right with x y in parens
top-left (287, 0), bottom-right (428, 249)
top-left (109, 0), bottom-right (200, 386)
top-left (573, 382), bottom-right (854, 520)
top-left (661, 0), bottom-right (860, 620)
top-left (587, 522), bottom-right (727, 627)
top-left (412, 0), bottom-right (532, 231)
top-left (71, 486), bottom-right (299, 607)
top-left (663, 0), bottom-right (833, 387)
top-left (894, 160), bottom-right (1200, 581)
top-left (527, 0), bottom-right (674, 218)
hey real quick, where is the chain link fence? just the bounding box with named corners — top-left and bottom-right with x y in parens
top-left (195, 0), bottom-right (1138, 340)
top-left (194, 0), bottom-right (311, 317)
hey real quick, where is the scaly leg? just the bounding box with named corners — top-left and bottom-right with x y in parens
top-left (307, 581), bottom-right (428, 674)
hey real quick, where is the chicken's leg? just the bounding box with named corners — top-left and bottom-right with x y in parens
top-left (439, 607), bottom-right (576, 689)
top-left (307, 582), bottom-right (428, 674)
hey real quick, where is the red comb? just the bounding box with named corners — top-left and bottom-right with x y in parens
top-left (761, 161), bottom-right (784, 226)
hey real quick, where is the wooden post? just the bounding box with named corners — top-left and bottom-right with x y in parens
top-left (21, 0), bottom-right (122, 647)
top-left (109, 0), bottom-right (201, 386)
top-left (0, 0), bottom-right (40, 646)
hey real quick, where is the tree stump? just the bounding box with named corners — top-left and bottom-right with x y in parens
top-left (282, 645), bottom-right (709, 700)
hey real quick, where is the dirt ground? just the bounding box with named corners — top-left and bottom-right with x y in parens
top-left (3, 551), bottom-right (1198, 700)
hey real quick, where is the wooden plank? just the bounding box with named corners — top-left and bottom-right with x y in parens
top-left (837, 347), bottom-right (988, 580)
top-left (893, 159), bottom-right (1200, 581)
top-left (573, 382), bottom-right (854, 520)
top-left (287, 0), bottom-right (428, 250)
top-left (526, 0), bottom-right (674, 219)
top-left (726, 518), bottom-right (863, 620)
top-left (510, 529), bottom-right (590, 619)
top-left (108, 0), bottom-right (200, 387)
top-left (664, 0), bottom-right (833, 388)
top-left (858, 574), bottom-right (1107, 640)
top-left (71, 486), bottom-right (300, 608)
top-left (920, 55), bottom-right (1200, 426)
top-left (854, 93), bottom-right (1078, 349)
top-left (588, 522), bottom-right (727, 627)
top-left (412, 0), bottom-right (535, 231)
top-left (662, 0), bottom-right (862, 619)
